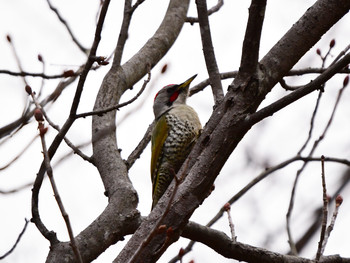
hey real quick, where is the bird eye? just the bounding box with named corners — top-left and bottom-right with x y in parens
top-left (166, 85), bottom-right (178, 93)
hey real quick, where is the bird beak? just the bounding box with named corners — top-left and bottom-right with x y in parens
top-left (178, 74), bottom-right (197, 91)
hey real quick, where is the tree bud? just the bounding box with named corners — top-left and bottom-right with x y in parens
top-left (25, 85), bottom-right (32, 95)
top-left (335, 195), bottom-right (343, 206)
top-left (161, 64), bottom-right (168, 74)
top-left (178, 248), bottom-right (185, 257)
top-left (63, 70), bottom-right (75, 78)
top-left (34, 108), bottom-right (44, 122)
top-left (37, 54), bottom-right (43, 62)
top-left (343, 75), bottom-right (349, 87)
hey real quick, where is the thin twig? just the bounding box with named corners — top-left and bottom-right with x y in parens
top-left (186, 0), bottom-right (224, 24)
top-left (286, 72), bottom-right (349, 255)
top-left (53, 140), bottom-right (92, 168)
top-left (6, 35), bottom-right (28, 87)
top-left (0, 219), bottom-right (29, 260)
top-left (26, 85), bottom-right (92, 164)
top-left (28, 87), bottom-right (83, 262)
top-left (280, 40), bottom-right (337, 91)
top-left (330, 43), bottom-right (350, 66)
top-left (286, 67), bottom-right (350, 76)
top-left (126, 122), bottom-right (154, 170)
top-left (36, 54), bottom-right (46, 98)
top-left (196, 0), bottom-right (224, 104)
top-left (0, 182), bottom-right (33, 194)
top-left (0, 135), bottom-right (38, 171)
top-left (6, 35), bottom-right (32, 118)
top-left (189, 71), bottom-right (237, 96)
top-left (224, 203), bottom-right (236, 242)
top-left (0, 68), bottom-right (81, 140)
top-left (76, 69), bottom-right (151, 119)
top-left (297, 90), bottom-right (323, 155)
top-left (46, 0), bottom-right (88, 53)
top-left (315, 156), bottom-right (329, 262)
top-left (38, 119), bottom-right (83, 263)
top-left (291, 169), bottom-right (350, 254)
top-left (0, 69), bottom-right (76, 79)
top-left (321, 195), bottom-right (343, 255)
top-left (41, 110), bottom-right (93, 163)
top-left (130, 0), bottom-right (146, 14)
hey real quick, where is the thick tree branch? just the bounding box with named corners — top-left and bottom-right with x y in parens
top-left (182, 222), bottom-right (350, 263)
top-left (113, 0), bottom-right (132, 67)
top-left (239, 0), bottom-right (266, 75)
top-left (259, 0), bottom-right (350, 90)
top-left (189, 67), bottom-right (350, 96)
top-left (247, 52), bottom-right (350, 129)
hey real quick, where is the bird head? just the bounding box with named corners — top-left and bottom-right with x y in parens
top-left (153, 74), bottom-right (197, 119)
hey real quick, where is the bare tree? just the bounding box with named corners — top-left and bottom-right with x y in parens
top-left (1, 0), bottom-right (350, 262)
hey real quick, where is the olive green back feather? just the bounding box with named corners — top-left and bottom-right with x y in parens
top-left (151, 115), bottom-right (168, 197)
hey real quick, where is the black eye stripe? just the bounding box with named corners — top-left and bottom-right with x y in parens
top-left (166, 85), bottom-right (178, 93)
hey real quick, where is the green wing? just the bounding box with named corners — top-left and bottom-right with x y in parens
top-left (151, 115), bottom-right (168, 195)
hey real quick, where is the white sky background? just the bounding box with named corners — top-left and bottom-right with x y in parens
top-left (1, 0), bottom-right (350, 262)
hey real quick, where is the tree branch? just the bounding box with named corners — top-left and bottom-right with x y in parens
top-left (239, 0), bottom-right (266, 75)
top-left (76, 69), bottom-right (150, 119)
top-left (0, 69), bottom-right (77, 79)
top-left (246, 52), bottom-right (350, 127)
top-left (182, 222), bottom-right (350, 263)
top-left (0, 219), bottom-right (29, 260)
top-left (0, 69), bottom-right (80, 140)
top-left (38, 117), bottom-right (83, 263)
top-left (186, 0), bottom-right (223, 24)
top-left (46, 0), bottom-right (88, 53)
top-left (126, 122), bottom-right (154, 170)
top-left (113, 0), bottom-right (132, 67)
top-left (196, 0), bottom-right (224, 104)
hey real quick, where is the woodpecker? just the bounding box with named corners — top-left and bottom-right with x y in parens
top-left (151, 75), bottom-right (202, 209)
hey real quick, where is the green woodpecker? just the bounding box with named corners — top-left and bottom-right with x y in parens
top-left (151, 75), bottom-right (202, 209)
